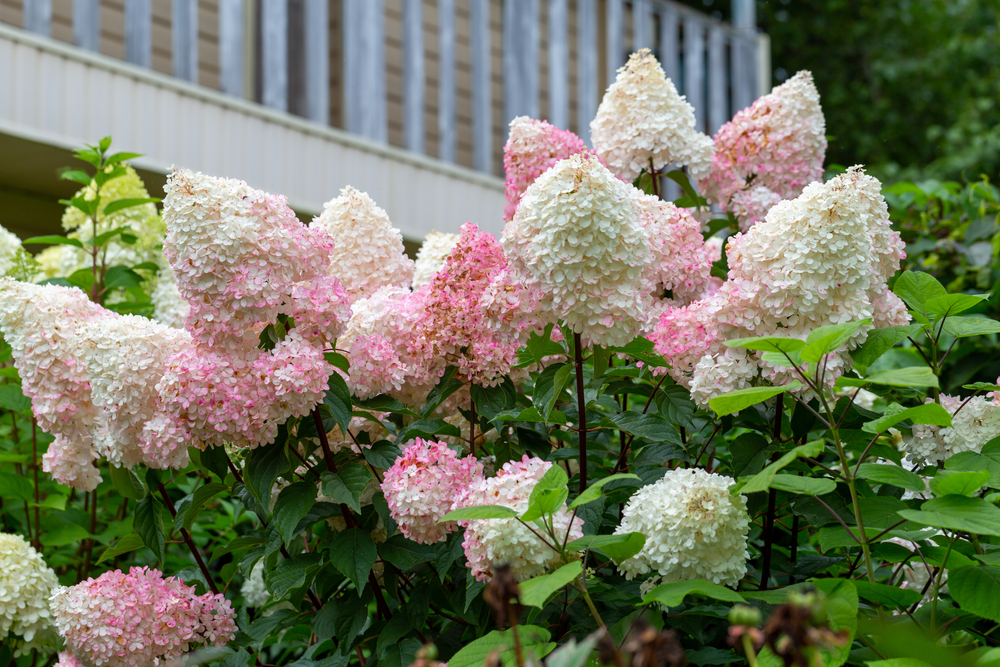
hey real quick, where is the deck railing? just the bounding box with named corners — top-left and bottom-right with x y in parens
top-left (5, 0), bottom-right (768, 176)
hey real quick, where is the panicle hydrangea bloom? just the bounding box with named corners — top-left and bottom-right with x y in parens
top-left (162, 169), bottom-right (348, 348)
top-left (51, 566), bottom-right (235, 667)
top-left (412, 231), bottom-right (460, 289)
top-left (904, 395), bottom-right (1000, 464)
top-left (633, 193), bottom-right (713, 308)
top-left (590, 49), bottom-right (713, 183)
top-left (0, 279), bottom-right (112, 490)
top-left (0, 224), bottom-right (24, 276)
top-left (649, 295), bottom-right (724, 388)
top-left (382, 439), bottom-right (484, 544)
top-left (409, 223), bottom-right (521, 386)
top-left (310, 186), bottom-right (414, 301)
top-left (0, 533), bottom-right (58, 653)
top-left (78, 315), bottom-right (193, 470)
top-left (55, 653), bottom-right (86, 667)
top-left (458, 456), bottom-right (583, 582)
top-left (699, 71), bottom-right (826, 226)
top-left (615, 468), bottom-right (750, 587)
top-left (241, 563), bottom-right (270, 609)
top-left (503, 116), bottom-right (596, 221)
top-left (500, 154), bottom-right (651, 347)
top-left (150, 262), bottom-right (191, 330)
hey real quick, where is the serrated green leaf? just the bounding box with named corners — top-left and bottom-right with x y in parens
top-left (836, 367), bottom-right (939, 389)
top-left (324, 373), bottom-right (353, 434)
top-left (521, 464), bottom-right (569, 521)
top-left (22, 235), bottom-right (84, 248)
top-left (519, 561), bottom-right (582, 608)
top-left (856, 463), bottom-right (927, 492)
top-left (709, 382), bottom-right (802, 417)
top-left (448, 626), bottom-right (554, 667)
top-left (769, 474), bottom-right (837, 496)
top-left (851, 325), bottom-right (923, 368)
top-left (607, 411), bottom-right (681, 442)
top-left (273, 481), bottom-right (317, 544)
top-left (102, 197), bottom-right (159, 216)
top-left (378, 534), bottom-right (437, 570)
top-left (321, 462), bottom-right (372, 514)
top-left (949, 566), bottom-right (1000, 623)
top-left (395, 418), bottom-right (462, 444)
top-left (244, 438), bottom-right (290, 520)
top-left (178, 482), bottom-right (228, 531)
top-left (924, 293), bottom-right (987, 318)
top-left (570, 473), bottom-right (641, 509)
top-left (328, 528), bottom-right (377, 593)
top-left (930, 470), bottom-right (990, 497)
top-left (893, 270), bottom-right (947, 312)
top-left (800, 320), bottom-right (870, 363)
top-left (566, 532), bottom-right (646, 563)
top-left (109, 465), bottom-right (148, 500)
top-left (134, 495), bottom-right (165, 562)
top-left (854, 580), bottom-right (921, 609)
top-left (942, 316), bottom-right (1000, 338)
top-left (39, 522), bottom-right (90, 547)
top-left (96, 533), bottom-right (146, 564)
top-left (641, 579), bottom-right (743, 607)
top-left (266, 552), bottom-right (322, 599)
top-left (898, 495), bottom-right (1000, 537)
top-left (723, 335), bottom-right (805, 353)
top-left (440, 505), bottom-right (520, 522)
top-left (736, 440), bottom-right (824, 494)
top-left (0, 385), bottom-right (31, 412)
top-left (862, 403), bottom-right (952, 434)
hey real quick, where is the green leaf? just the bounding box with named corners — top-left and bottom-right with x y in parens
top-left (736, 440), bottom-right (825, 494)
top-left (609, 337), bottom-right (669, 368)
top-left (101, 197), bottom-right (159, 216)
top-left (395, 418), bottom-right (461, 444)
top-left (533, 363), bottom-right (573, 420)
top-left (200, 445), bottom-right (231, 482)
top-left (244, 439), bottom-right (290, 520)
top-left (856, 463), bottom-right (927, 493)
top-left (893, 270), bottom-right (947, 312)
top-left (440, 505), bottom-right (520, 522)
top-left (519, 561), bottom-right (583, 608)
top-left (109, 465), bottom-right (148, 500)
top-left (96, 533), bottom-right (146, 564)
top-left (854, 580), bottom-right (922, 609)
top-left (865, 660), bottom-right (933, 667)
top-left (924, 293), bottom-right (987, 318)
top-left (273, 481), bottom-right (317, 544)
top-left (448, 626), bottom-right (555, 667)
top-left (768, 474), bottom-right (837, 496)
top-left (22, 235), bottom-right (84, 248)
top-left (471, 382), bottom-right (516, 422)
top-left (39, 522), bottom-right (90, 547)
top-left (942, 316), bottom-right (1000, 338)
top-left (353, 394), bottom-right (418, 415)
top-left (103, 265), bottom-right (144, 288)
top-left (266, 552), bottom-right (322, 599)
top-left (377, 615), bottom-right (415, 659)
top-left (665, 169), bottom-right (708, 206)
top-left (930, 471), bottom-right (990, 497)
top-left (566, 532), bottom-right (646, 563)
top-left (521, 464), bottom-right (569, 521)
top-left (945, 451), bottom-right (1000, 489)
top-left (898, 495), bottom-right (1000, 537)
top-left (862, 403), bottom-right (952, 434)
top-left (134, 495), bottom-right (165, 561)
top-left (851, 325), bottom-right (923, 368)
top-left (362, 440), bottom-right (401, 469)
top-left (0, 472), bottom-right (32, 502)
top-left (949, 566), bottom-right (1000, 623)
top-left (60, 169), bottom-right (93, 185)
top-left (723, 335), bottom-right (805, 353)
top-left (607, 411), bottom-right (681, 443)
top-left (324, 373), bottom-right (353, 434)
top-left (524, 324), bottom-right (565, 366)
top-left (178, 482), bottom-right (228, 531)
top-left (709, 382), bottom-right (802, 417)
top-left (493, 407), bottom-right (567, 425)
top-left (321, 462), bottom-right (373, 514)
top-left (836, 367), bottom-right (939, 389)
top-left (104, 151), bottom-right (143, 164)
top-left (0, 385), bottom-right (31, 412)
top-left (377, 534), bottom-right (437, 570)
top-left (799, 320), bottom-right (870, 363)
top-left (92, 225), bottom-right (133, 246)
top-left (421, 366), bottom-right (464, 417)
top-left (964, 382), bottom-right (1000, 392)
top-left (641, 579), bottom-right (744, 607)
top-left (570, 473), bottom-right (641, 509)
top-left (328, 528), bottom-right (378, 593)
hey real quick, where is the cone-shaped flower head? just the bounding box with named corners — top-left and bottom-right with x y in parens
top-left (634, 193), bottom-right (714, 307)
top-left (412, 231), bottom-right (460, 289)
top-left (500, 154), bottom-right (651, 347)
top-left (615, 468), bottom-right (750, 587)
top-left (591, 49), bottom-right (713, 183)
top-left (458, 456), bottom-right (584, 582)
top-left (0, 533), bottom-right (58, 654)
top-left (700, 70), bottom-right (826, 224)
top-left (51, 566), bottom-right (236, 667)
top-left (503, 116), bottom-right (596, 221)
top-left (382, 439), bottom-right (484, 544)
top-left (0, 280), bottom-right (112, 491)
top-left (310, 186), bottom-right (414, 301)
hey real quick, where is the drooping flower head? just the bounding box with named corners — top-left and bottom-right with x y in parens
top-left (412, 231), bottom-right (460, 289)
top-left (458, 456), bottom-right (584, 582)
top-left (310, 186), bottom-right (414, 301)
top-left (503, 116), bottom-right (595, 221)
top-left (904, 395), bottom-right (1000, 464)
top-left (616, 468), bottom-right (750, 587)
top-left (500, 154), bottom-right (651, 347)
top-left (51, 566), bottom-right (236, 667)
top-left (0, 279), bottom-right (112, 490)
top-left (699, 71), bottom-right (826, 227)
top-left (591, 49), bottom-right (713, 183)
top-left (0, 533), bottom-right (58, 654)
top-left (382, 439), bottom-right (484, 544)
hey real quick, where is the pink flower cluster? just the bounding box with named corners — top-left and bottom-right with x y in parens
top-left (503, 117), bottom-right (596, 221)
top-left (634, 194), bottom-right (714, 307)
top-left (381, 438), bottom-right (484, 544)
top-left (50, 566), bottom-right (236, 667)
top-left (699, 71), bottom-right (826, 230)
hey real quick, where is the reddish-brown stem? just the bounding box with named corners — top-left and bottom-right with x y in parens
top-left (157, 483), bottom-right (220, 594)
top-left (574, 333), bottom-right (588, 494)
top-left (469, 399), bottom-right (477, 456)
top-left (31, 418), bottom-right (40, 552)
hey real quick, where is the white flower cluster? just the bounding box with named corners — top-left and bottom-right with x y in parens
top-left (905, 395), bottom-right (1000, 464)
top-left (150, 262), bottom-right (190, 329)
top-left (310, 186), bottom-right (414, 301)
top-left (0, 224), bottom-right (24, 277)
top-left (411, 231), bottom-right (459, 289)
top-left (0, 533), bottom-right (58, 653)
top-left (591, 49), bottom-right (713, 182)
top-left (616, 468), bottom-right (750, 587)
top-left (728, 185), bottom-right (784, 232)
top-left (500, 154), bottom-right (652, 346)
top-left (241, 563), bottom-right (270, 609)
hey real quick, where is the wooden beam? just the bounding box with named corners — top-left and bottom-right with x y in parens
top-left (343, 0), bottom-right (386, 142)
top-left (503, 0), bottom-right (539, 124)
top-left (708, 26), bottom-right (726, 133)
top-left (605, 0), bottom-right (623, 87)
top-left (303, 0), bottom-right (328, 123)
top-left (402, 0), bottom-right (424, 153)
top-left (218, 0), bottom-right (244, 97)
top-left (683, 17), bottom-right (705, 132)
top-left (172, 0), bottom-right (199, 83)
top-left (24, 0), bottom-right (52, 37)
top-left (547, 0), bottom-right (568, 129)
top-left (470, 0), bottom-right (491, 171)
top-left (576, 0), bottom-right (597, 143)
top-left (124, 0), bottom-right (151, 68)
top-left (73, 0), bottom-right (100, 52)
top-left (438, 0), bottom-right (456, 162)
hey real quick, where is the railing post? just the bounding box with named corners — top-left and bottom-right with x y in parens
top-left (632, 0), bottom-right (651, 50)
top-left (683, 17), bottom-right (705, 132)
top-left (73, 0), bottom-right (100, 52)
top-left (344, 0), bottom-right (386, 142)
top-left (547, 0), bottom-right (568, 129)
top-left (576, 0), bottom-right (597, 143)
top-left (658, 4), bottom-right (678, 84)
top-left (124, 0), bottom-right (151, 68)
top-left (173, 0), bottom-right (199, 83)
top-left (470, 0), bottom-right (492, 172)
top-left (24, 0), bottom-right (52, 37)
top-left (605, 0), bottom-right (623, 87)
top-left (708, 25), bottom-right (726, 134)
top-left (402, 0), bottom-right (424, 154)
top-left (260, 0), bottom-right (288, 110)
top-left (304, 0), bottom-right (328, 123)
top-left (218, 0), bottom-right (244, 97)
top-left (438, 0), bottom-right (456, 162)
top-left (503, 0), bottom-right (539, 124)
